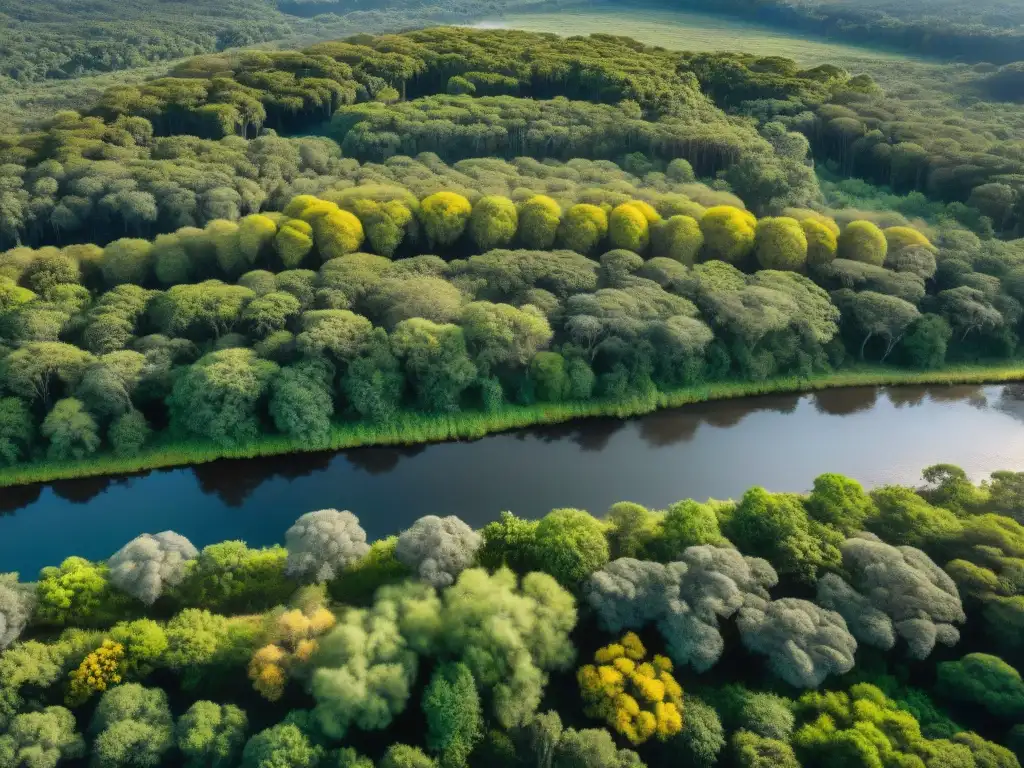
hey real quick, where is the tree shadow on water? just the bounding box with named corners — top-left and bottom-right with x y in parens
top-left (343, 445), bottom-right (428, 475)
top-left (191, 451), bottom-right (333, 506)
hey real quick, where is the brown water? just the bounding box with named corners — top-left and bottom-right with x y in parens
top-left (2, 384), bottom-right (1023, 576)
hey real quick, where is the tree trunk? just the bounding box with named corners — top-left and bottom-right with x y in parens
top-left (860, 331), bottom-right (873, 360)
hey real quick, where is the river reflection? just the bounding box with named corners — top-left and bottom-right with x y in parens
top-left (0, 384), bottom-right (1021, 575)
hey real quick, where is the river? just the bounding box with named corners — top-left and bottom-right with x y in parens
top-left (2, 384), bottom-right (1023, 576)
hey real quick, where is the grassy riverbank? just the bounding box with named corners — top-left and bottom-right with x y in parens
top-left (1, 362), bottom-right (1022, 488)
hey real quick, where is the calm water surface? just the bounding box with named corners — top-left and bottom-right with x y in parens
top-left (2, 384), bottom-right (1023, 575)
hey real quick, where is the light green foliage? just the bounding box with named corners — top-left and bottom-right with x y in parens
top-left (518, 196), bottom-right (562, 250)
top-left (242, 292), bottom-right (300, 338)
top-left (328, 537), bottom-right (411, 605)
top-left (478, 512), bottom-right (540, 573)
top-left (347, 198), bottom-right (415, 259)
top-left (459, 301), bottom-right (552, 373)
top-left (440, 568), bottom-right (577, 729)
top-left (0, 706), bottom-right (85, 768)
top-left (296, 309), bottom-right (373, 362)
top-left (724, 487), bottom-right (841, 583)
top-left (314, 209), bottom-right (365, 262)
top-left (242, 724), bottom-right (322, 768)
top-left (167, 349), bottom-right (278, 446)
top-left (177, 540), bottom-right (292, 613)
top-left (937, 654), bottom-right (1024, 721)
top-left (423, 662), bottom-right (482, 768)
top-left (884, 226), bottom-right (934, 254)
top-left (418, 192), bottom-right (472, 248)
top-left (868, 486), bottom-right (963, 547)
top-left (530, 351), bottom-right (570, 402)
top-left (804, 473), bottom-right (876, 534)
top-left (838, 220), bottom-right (888, 266)
top-left (177, 701), bottom-right (248, 768)
top-left (100, 239), bottom-right (154, 287)
top-left (2, 342), bottom-right (94, 406)
top-left (649, 500), bottom-right (725, 559)
top-left (275, 220), bottom-right (315, 269)
top-left (558, 204), bottom-right (609, 255)
top-left (34, 557), bottom-right (126, 627)
top-left (801, 219), bottom-right (838, 267)
top-left (604, 502), bottom-right (660, 559)
top-left (608, 203), bottom-right (651, 253)
top-left (754, 217), bottom-right (807, 271)
top-left (150, 281), bottom-right (254, 341)
top-left (380, 745), bottom-right (437, 768)
top-left (109, 620), bottom-right (168, 677)
top-left (152, 233), bottom-right (192, 286)
top-left (237, 215), bottom-right (278, 264)
top-left (89, 684), bottom-right (174, 768)
top-left (468, 196), bottom-right (518, 252)
top-left (651, 215), bottom-right (703, 265)
top-left (163, 609), bottom-right (230, 670)
top-left (700, 206), bottom-right (756, 264)
top-left (108, 410), bottom-right (151, 457)
top-left (731, 730), bottom-right (799, 768)
top-left (552, 726), bottom-right (643, 768)
top-left (532, 508), bottom-right (610, 587)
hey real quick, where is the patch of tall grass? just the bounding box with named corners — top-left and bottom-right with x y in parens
top-left (1, 362), bottom-right (1022, 488)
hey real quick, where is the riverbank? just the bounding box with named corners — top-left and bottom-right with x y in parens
top-left (1, 362), bottom-right (1022, 488)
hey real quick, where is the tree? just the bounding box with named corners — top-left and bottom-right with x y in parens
top-left (731, 730), bottom-right (799, 768)
top-left (150, 281), bottom-right (254, 341)
top-left (801, 219), bottom-right (837, 267)
top-left (109, 410), bottom-right (151, 457)
top-left (577, 633), bottom-right (683, 745)
top-left (0, 707), bottom-right (85, 768)
top-left (530, 352), bottom-right (569, 402)
top-left (313, 209), bottom-right (365, 261)
top-left (396, 515), bottom-right (483, 588)
top-left (284, 509), bottom-right (370, 584)
top-left (41, 398), bottom-right (99, 461)
top-left (553, 727), bottom-right (643, 768)
top-left (89, 684), bottom-right (174, 768)
top-left (700, 207), bottom-right (756, 264)
top-left (468, 196), bottom-right (518, 252)
top-left (902, 314), bottom-right (951, 369)
top-left (275, 220), bottom-right (314, 269)
top-left (167, 349), bottom-right (278, 446)
top-left (243, 292), bottom-right (300, 338)
top-left (867, 486), bottom-right (963, 548)
top-left (459, 301), bottom-right (552, 374)
top-left (558, 204), bottom-right (609, 255)
top-left (269, 361), bottom-right (334, 443)
top-left (0, 573), bottom-right (33, 650)
top-left (241, 724), bottom-right (322, 768)
top-left (676, 697), bottom-right (725, 768)
top-left (650, 500), bottom-right (725, 559)
top-left (423, 662), bottom-right (483, 768)
top-left (754, 217), bottom-right (807, 271)
top-left (2, 342), bottom-right (94, 407)
top-left (533, 509), bottom-right (610, 587)
top-left (848, 290), bottom-right (920, 361)
top-left (608, 204), bottom-right (651, 253)
top-left (518, 196), bottom-right (562, 250)
top-left (816, 534), bottom-right (964, 659)
top-left (174, 542), bottom-right (292, 614)
top-left (380, 745), bottom-right (437, 768)
top-left (101, 239), bottom-right (154, 286)
top-left (838, 220), bottom-right (887, 266)
top-left (738, 597), bottom-right (856, 688)
top-left (34, 557), bottom-right (126, 628)
top-left (107, 531), bottom-right (198, 605)
top-left (651, 215), bottom-right (703, 265)
top-left (804, 473), bottom-right (876, 534)
top-left (419, 192), bottom-right (472, 249)
top-left (0, 397), bottom-right (33, 466)
top-left (176, 701), bottom-right (248, 768)
top-left (936, 654), bottom-right (1024, 721)
top-left (108, 619), bottom-right (168, 677)
top-left (724, 487), bottom-right (841, 583)
top-left (391, 318), bottom-right (476, 413)
top-left (296, 310), bottom-right (373, 362)
top-left (939, 286), bottom-right (1004, 341)
top-left (67, 639), bottom-right (124, 705)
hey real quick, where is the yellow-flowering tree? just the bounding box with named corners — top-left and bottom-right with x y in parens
top-left (577, 632), bottom-right (684, 745)
top-left (67, 639), bottom-right (124, 705)
top-left (248, 605), bottom-right (336, 701)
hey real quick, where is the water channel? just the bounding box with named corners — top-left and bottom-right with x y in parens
top-left (2, 384), bottom-right (1023, 575)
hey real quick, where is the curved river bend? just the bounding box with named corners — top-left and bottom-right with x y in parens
top-left (2, 384), bottom-right (1024, 575)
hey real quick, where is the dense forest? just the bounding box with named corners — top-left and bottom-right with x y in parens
top-left (2, 465), bottom-right (1024, 767)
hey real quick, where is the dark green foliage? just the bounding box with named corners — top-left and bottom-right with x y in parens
top-left (423, 663), bottom-right (482, 768)
top-left (937, 654), bottom-right (1024, 721)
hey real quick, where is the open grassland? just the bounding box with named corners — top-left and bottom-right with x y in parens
top-left (1, 362), bottom-right (1022, 489)
top-left (469, 2), bottom-right (919, 68)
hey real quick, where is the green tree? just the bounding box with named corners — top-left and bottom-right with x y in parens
top-left (423, 662), bottom-right (483, 768)
top-left (804, 473), bottom-right (876, 534)
top-left (459, 301), bottom-right (552, 374)
top-left (558, 204), bottom-right (609, 255)
top-left (380, 745), bottom-right (437, 768)
top-left (243, 292), bottom-right (300, 338)
top-left (108, 410), bottom-right (151, 457)
top-left (754, 217), bottom-right (807, 271)
top-left (532, 508), bottom-right (610, 587)
top-left (902, 314), bottom-right (951, 369)
top-left (518, 196), bottom-right (562, 250)
top-left (174, 542), bottom-right (292, 614)
top-left (391, 318), bottom-right (476, 413)
top-left (468, 196), bottom-right (518, 252)
top-left (34, 557), bottom-right (126, 628)
top-left (0, 397), bottom-right (33, 465)
top-left (167, 349), bottom-right (278, 446)
top-left (269, 361), bottom-right (334, 442)
top-left (838, 221), bottom-right (888, 266)
top-left (700, 206), bottom-right (756, 264)
top-left (608, 203), bottom-right (651, 253)
top-left (275, 220), bottom-right (315, 269)
top-left (2, 342), bottom-right (94, 406)
top-left (100, 239), bottom-right (154, 287)
top-left (89, 684), bottom-right (174, 768)
top-left (41, 398), bottom-right (99, 461)
top-left (177, 701), bottom-right (248, 768)
top-left (651, 215), bottom-right (703, 265)
top-left (242, 724), bottom-right (322, 768)
top-left (801, 219), bottom-right (838, 267)
top-left (0, 707), bottom-right (85, 768)
top-left (936, 654), bottom-right (1024, 721)
top-left (419, 192), bottom-right (472, 249)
